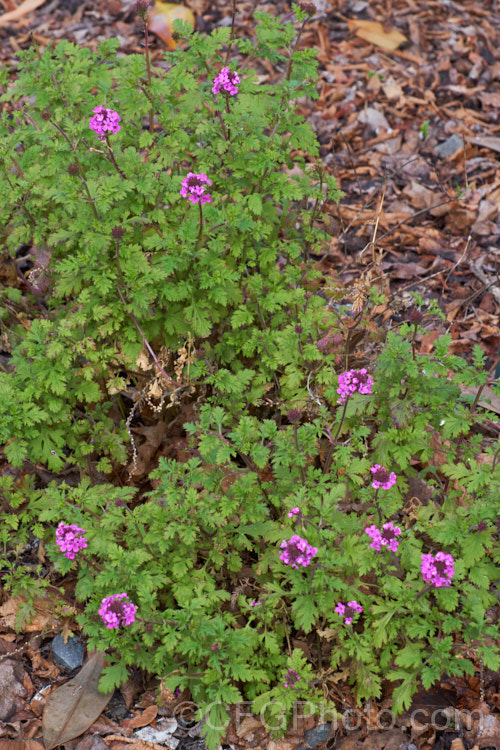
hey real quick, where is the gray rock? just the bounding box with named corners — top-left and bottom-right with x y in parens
top-left (435, 135), bottom-right (464, 157)
top-left (0, 660), bottom-right (27, 721)
top-left (51, 633), bottom-right (84, 671)
top-left (133, 721), bottom-right (179, 749)
top-left (298, 723), bottom-right (332, 750)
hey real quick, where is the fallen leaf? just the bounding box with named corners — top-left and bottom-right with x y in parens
top-left (0, 0), bottom-right (46, 25)
top-left (148, 3), bottom-right (195, 49)
top-left (346, 19), bottom-right (407, 51)
top-left (124, 705), bottom-right (158, 729)
top-left (0, 595), bottom-right (58, 633)
top-left (0, 743), bottom-right (44, 750)
top-left (42, 652), bottom-right (113, 750)
top-left (460, 385), bottom-right (500, 416)
top-left (471, 137), bottom-right (500, 155)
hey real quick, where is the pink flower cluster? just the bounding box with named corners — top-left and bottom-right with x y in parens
top-left (89, 106), bottom-right (121, 142)
top-left (421, 552), bottom-right (455, 588)
top-left (212, 67), bottom-right (241, 96)
top-left (279, 535), bottom-right (317, 569)
top-left (98, 593), bottom-right (137, 629)
top-left (288, 507), bottom-right (301, 519)
top-left (335, 600), bottom-right (363, 625)
top-left (284, 668), bottom-right (300, 688)
top-left (337, 369), bottom-right (373, 403)
top-left (55, 523), bottom-right (88, 560)
top-left (370, 465), bottom-right (397, 490)
top-left (180, 172), bottom-right (212, 204)
top-left (365, 521), bottom-right (402, 552)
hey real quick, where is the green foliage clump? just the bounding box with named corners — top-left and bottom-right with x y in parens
top-left (1, 6), bottom-right (499, 749)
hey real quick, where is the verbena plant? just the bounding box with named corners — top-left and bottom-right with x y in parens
top-left (1, 4), bottom-right (500, 748)
top-left (0, 2), bottom-right (341, 472)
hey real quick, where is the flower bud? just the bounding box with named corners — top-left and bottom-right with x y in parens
top-left (67, 163), bottom-right (80, 176)
top-left (112, 225), bottom-right (125, 240)
top-left (298, 1), bottom-right (316, 15)
top-left (135, 0), bottom-right (151, 20)
top-left (409, 308), bottom-right (424, 325)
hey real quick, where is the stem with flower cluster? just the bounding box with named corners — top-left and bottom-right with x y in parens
top-left (414, 583), bottom-right (433, 600)
top-left (322, 396), bottom-right (349, 475)
top-left (197, 201), bottom-right (204, 245)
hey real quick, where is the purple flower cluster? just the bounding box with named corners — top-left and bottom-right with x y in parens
top-left (335, 600), bottom-right (363, 625)
top-left (284, 668), bottom-right (300, 688)
top-left (212, 67), bottom-right (241, 96)
top-left (365, 521), bottom-right (402, 552)
top-left (370, 465), bottom-right (397, 490)
top-left (98, 593), bottom-right (137, 629)
top-left (288, 507), bottom-right (301, 519)
top-left (55, 523), bottom-right (88, 560)
top-left (337, 369), bottom-right (373, 403)
top-left (180, 172), bottom-right (212, 205)
top-left (279, 535), bottom-right (317, 569)
top-left (421, 552), bottom-right (455, 588)
top-left (89, 106), bottom-right (121, 142)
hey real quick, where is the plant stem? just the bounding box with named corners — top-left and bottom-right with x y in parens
top-left (115, 284), bottom-right (181, 387)
top-left (78, 170), bottom-right (100, 220)
top-left (415, 583), bottom-right (433, 600)
top-left (322, 396), bottom-right (350, 475)
top-left (285, 18), bottom-right (308, 82)
top-left (293, 424), bottom-right (307, 485)
top-left (143, 21), bottom-right (154, 134)
top-left (224, 0), bottom-right (237, 63)
top-left (197, 200), bottom-right (204, 244)
top-left (124, 505), bottom-right (157, 561)
top-left (104, 139), bottom-right (127, 178)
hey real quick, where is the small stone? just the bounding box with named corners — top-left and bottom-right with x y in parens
top-left (133, 721), bottom-right (179, 748)
top-left (0, 660), bottom-right (27, 721)
top-left (51, 633), bottom-right (84, 671)
top-left (435, 135), bottom-right (464, 158)
top-left (298, 723), bottom-right (332, 750)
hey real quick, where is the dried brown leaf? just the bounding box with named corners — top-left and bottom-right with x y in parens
top-left (0, 0), bottom-right (46, 25)
top-left (42, 652), bottom-right (113, 750)
top-left (346, 19), bottom-right (407, 51)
